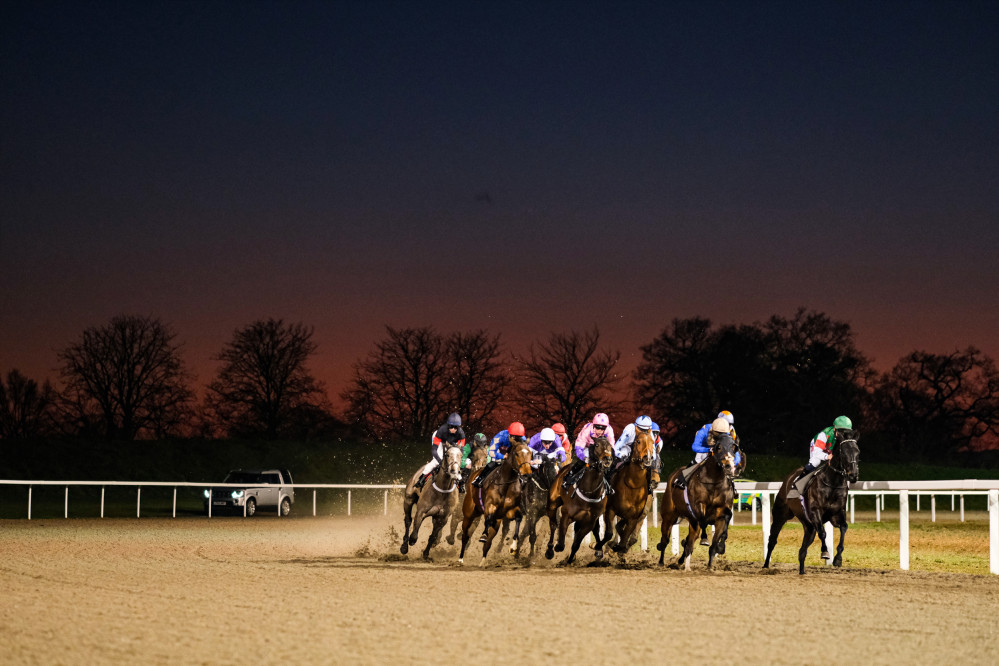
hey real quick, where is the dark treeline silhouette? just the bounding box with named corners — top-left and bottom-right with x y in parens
top-left (3, 309), bottom-right (997, 465)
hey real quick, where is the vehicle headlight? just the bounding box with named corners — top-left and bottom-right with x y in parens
top-left (231, 490), bottom-right (244, 499)
top-left (203, 490), bottom-right (210, 499)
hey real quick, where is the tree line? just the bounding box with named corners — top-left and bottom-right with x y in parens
top-left (2, 310), bottom-right (997, 463)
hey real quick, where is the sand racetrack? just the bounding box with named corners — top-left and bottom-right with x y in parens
top-left (2, 515), bottom-right (997, 665)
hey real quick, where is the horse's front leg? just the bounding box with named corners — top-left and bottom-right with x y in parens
top-left (544, 505), bottom-right (560, 559)
top-left (833, 513), bottom-right (848, 567)
top-left (423, 512), bottom-right (446, 561)
top-left (566, 517), bottom-right (592, 566)
top-left (798, 523), bottom-right (818, 575)
top-left (446, 501), bottom-right (460, 545)
top-left (680, 520), bottom-right (700, 571)
top-left (764, 497), bottom-right (792, 568)
top-left (656, 512), bottom-right (677, 566)
top-left (707, 515), bottom-right (730, 569)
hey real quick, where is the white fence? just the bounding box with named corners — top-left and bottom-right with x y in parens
top-left (2, 478), bottom-right (997, 575)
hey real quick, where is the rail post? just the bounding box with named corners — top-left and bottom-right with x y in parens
top-left (652, 491), bottom-right (658, 527)
top-left (65, 486), bottom-right (69, 518)
top-left (137, 487), bottom-right (141, 518)
top-left (960, 495), bottom-right (965, 522)
top-left (850, 496), bottom-right (855, 524)
top-left (101, 486), bottom-right (105, 518)
top-left (172, 487), bottom-right (177, 518)
top-left (931, 494), bottom-right (936, 523)
top-left (384, 490), bottom-right (388, 515)
top-left (751, 495), bottom-right (757, 525)
top-left (876, 493), bottom-right (881, 522)
top-left (348, 490), bottom-right (352, 516)
top-left (824, 522), bottom-right (834, 566)
top-left (28, 486), bottom-right (32, 520)
top-left (900, 489), bottom-right (910, 571)
top-left (641, 516), bottom-right (648, 551)
top-left (989, 489), bottom-right (998, 575)
top-left (671, 522), bottom-right (679, 556)
top-left (761, 491), bottom-right (771, 560)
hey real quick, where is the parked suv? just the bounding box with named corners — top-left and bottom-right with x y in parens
top-left (204, 469), bottom-right (295, 516)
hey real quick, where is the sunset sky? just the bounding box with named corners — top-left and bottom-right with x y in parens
top-left (2, 1), bottom-right (997, 406)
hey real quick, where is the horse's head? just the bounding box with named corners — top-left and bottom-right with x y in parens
top-left (539, 457), bottom-right (560, 487)
top-left (631, 429), bottom-right (656, 469)
top-left (591, 436), bottom-right (614, 471)
top-left (469, 445), bottom-right (488, 472)
top-left (444, 445), bottom-right (463, 482)
top-left (508, 441), bottom-right (534, 478)
top-left (710, 433), bottom-right (738, 480)
top-left (831, 432), bottom-right (860, 483)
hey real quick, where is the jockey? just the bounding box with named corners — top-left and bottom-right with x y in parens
top-left (674, 416), bottom-right (736, 489)
top-left (563, 413), bottom-right (616, 494)
top-left (529, 427), bottom-right (568, 467)
top-left (472, 421), bottom-right (527, 487)
top-left (650, 421), bottom-right (664, 457)
top-left (551, 422), bottom-right (571, 458)
top-left (415, 412), bottom-right (466, 491)
top-left (802, 415), bottom-right (853, 474)
top-left (462, 432), bottom-right (488, 469)
top-left (613, 415), bottom-right (654, 462)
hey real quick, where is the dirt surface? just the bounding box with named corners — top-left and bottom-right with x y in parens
top-left (2, 515), bottom-right (997, 665)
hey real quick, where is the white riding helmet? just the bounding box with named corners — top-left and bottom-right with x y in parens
top-left (540, 427), bottom-right (556, 442)
top-left (711, 417), bottom-right (730, 433)
top-left (718, 410), bottom-right (734, 425)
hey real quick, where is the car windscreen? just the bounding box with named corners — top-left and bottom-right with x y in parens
top-left (223, 472), bottom-right (263, 484)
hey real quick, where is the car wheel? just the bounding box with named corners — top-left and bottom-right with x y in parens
top-left (280, 497), bottom-right (291, 516)
top-left (245, 497), bottom-right (256, 517)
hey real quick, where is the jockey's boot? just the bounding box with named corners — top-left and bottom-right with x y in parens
top-left (457, 478), bottom-right (466, 493)
top-left (414, 472), bottom-right (430, 490)
top-left (603, 470), bottom-right (615, 496)
top-left (472, 461), bottom-right (498, 488)
top-left (673, 465), bottom-right (692, 489)
top-left (562, 460), bottom-right (585, 492)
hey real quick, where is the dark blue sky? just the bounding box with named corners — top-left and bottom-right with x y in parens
top-left (2, 1), bottom-right (997, 398)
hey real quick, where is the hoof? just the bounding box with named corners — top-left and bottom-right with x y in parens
top-left (554, 543), bottom-right (565, 553)
top-left (458, 557), bottom-right (464, 565)
top-left (545, 548), bottom-right (554, 560)
top-left (833, 556), bottom-right (843, 567)
top-left (594, 549), bottom-right (603, 561)
top-left (821, 551), bottom-right (831, 560)
top-left (400, 544), bottom-right (409, 555)
top-left (699, 539), bottom-right (709, 547)
top-left (408, 536), bottom-right (417, 546)
top-left (445, 536), bottom-right (455, 546)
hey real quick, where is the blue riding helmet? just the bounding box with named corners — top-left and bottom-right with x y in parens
top-left (447, 412), bottom-right (462, 427)
top-left (650, 422), bottom-right (660, 435)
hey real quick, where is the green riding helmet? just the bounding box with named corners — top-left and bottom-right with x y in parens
top-left (833, 415), bottom-right (853, 430)
top-left (473, 433), bottom-right (488, 446)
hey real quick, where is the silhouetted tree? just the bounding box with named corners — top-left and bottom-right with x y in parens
top-left (868, 347), bottom-right (999, 461)
top-left (0, 369), bottom-right (57, 439)
top-left (342, 326), bottom-right (508, 440)
top-left (635, 309), bottom-right (872, 454)
top-left (57, 315), bottom-right (194, 440)
top-left (513, 328), bottom-right (625, 439)
top-left (205, 318), bottom-right (330, 439)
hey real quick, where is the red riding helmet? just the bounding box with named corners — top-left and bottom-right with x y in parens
top-left (508, 421), bottom-right (526, 438)
top-left (551, 423), bottom-right (566, 436)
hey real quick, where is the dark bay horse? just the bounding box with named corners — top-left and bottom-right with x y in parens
top-left (458, 441), bottom-right (533, 565)
top-left (512, 455), bottom-right (561, 560)
top-left (544, 437), bottom-right (614, 564)
top-left (401, 445), bottom-right (463, 560)
top-left (764, 434), bottom-right (860, 574)
top-left (656, 433), bottom-right (738, 570)
top-left (446, 444), bottom-right (488, 546)
top-left (597, 429), bottom-right (656, 556)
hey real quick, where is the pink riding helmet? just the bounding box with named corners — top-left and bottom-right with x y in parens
top-left (592, 413), bottom-right (610, 426)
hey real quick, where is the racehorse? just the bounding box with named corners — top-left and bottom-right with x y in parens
top-left (401, 445), bottom-right (463, 560)
top-left (458, 441), bottom-right (533, 565)
top-left (763, 434), bottom-right (860, 574)
top-left (656, 433), bottom-right (738, 570)
top-left (597, 428), bottom-right (656, 556)
top-left (446, 444), bottom-right (488, 545)
top-left (544, 436), bottom-right (614, 564)
top-left (512, 455), bottom-right (561, 560)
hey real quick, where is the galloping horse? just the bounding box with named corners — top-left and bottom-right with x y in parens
top-left (446, 444), bottom-right (488, 546)
top-left (544, 437), bottom-right (614, 564)
top-left (764, 434), bottom-right (860, 574)
top-left (656, 433), bottom-right (738, 570)
top-left (401, 445), bottom-right (463, 560)
top-left (458, 441), bottom-right (533, 565)
top-left (597, 428), bottom-right (657, 556)
top-left (512, 455), bottom-right (561, 560)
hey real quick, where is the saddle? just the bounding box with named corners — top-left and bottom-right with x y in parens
top-left (787, 466), bottom-right (821, 500)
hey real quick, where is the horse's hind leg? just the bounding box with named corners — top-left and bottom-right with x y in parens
top-left (401, 496), bottom-right (415, 555)
top-left (798, 523), bottom-right (817, 575)
top-left (656, 513), bottom-right (677, 566)
top-left (446, 502), bottom-right (460, 545)
top-left (544, 507), bottom-right (559, 560)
